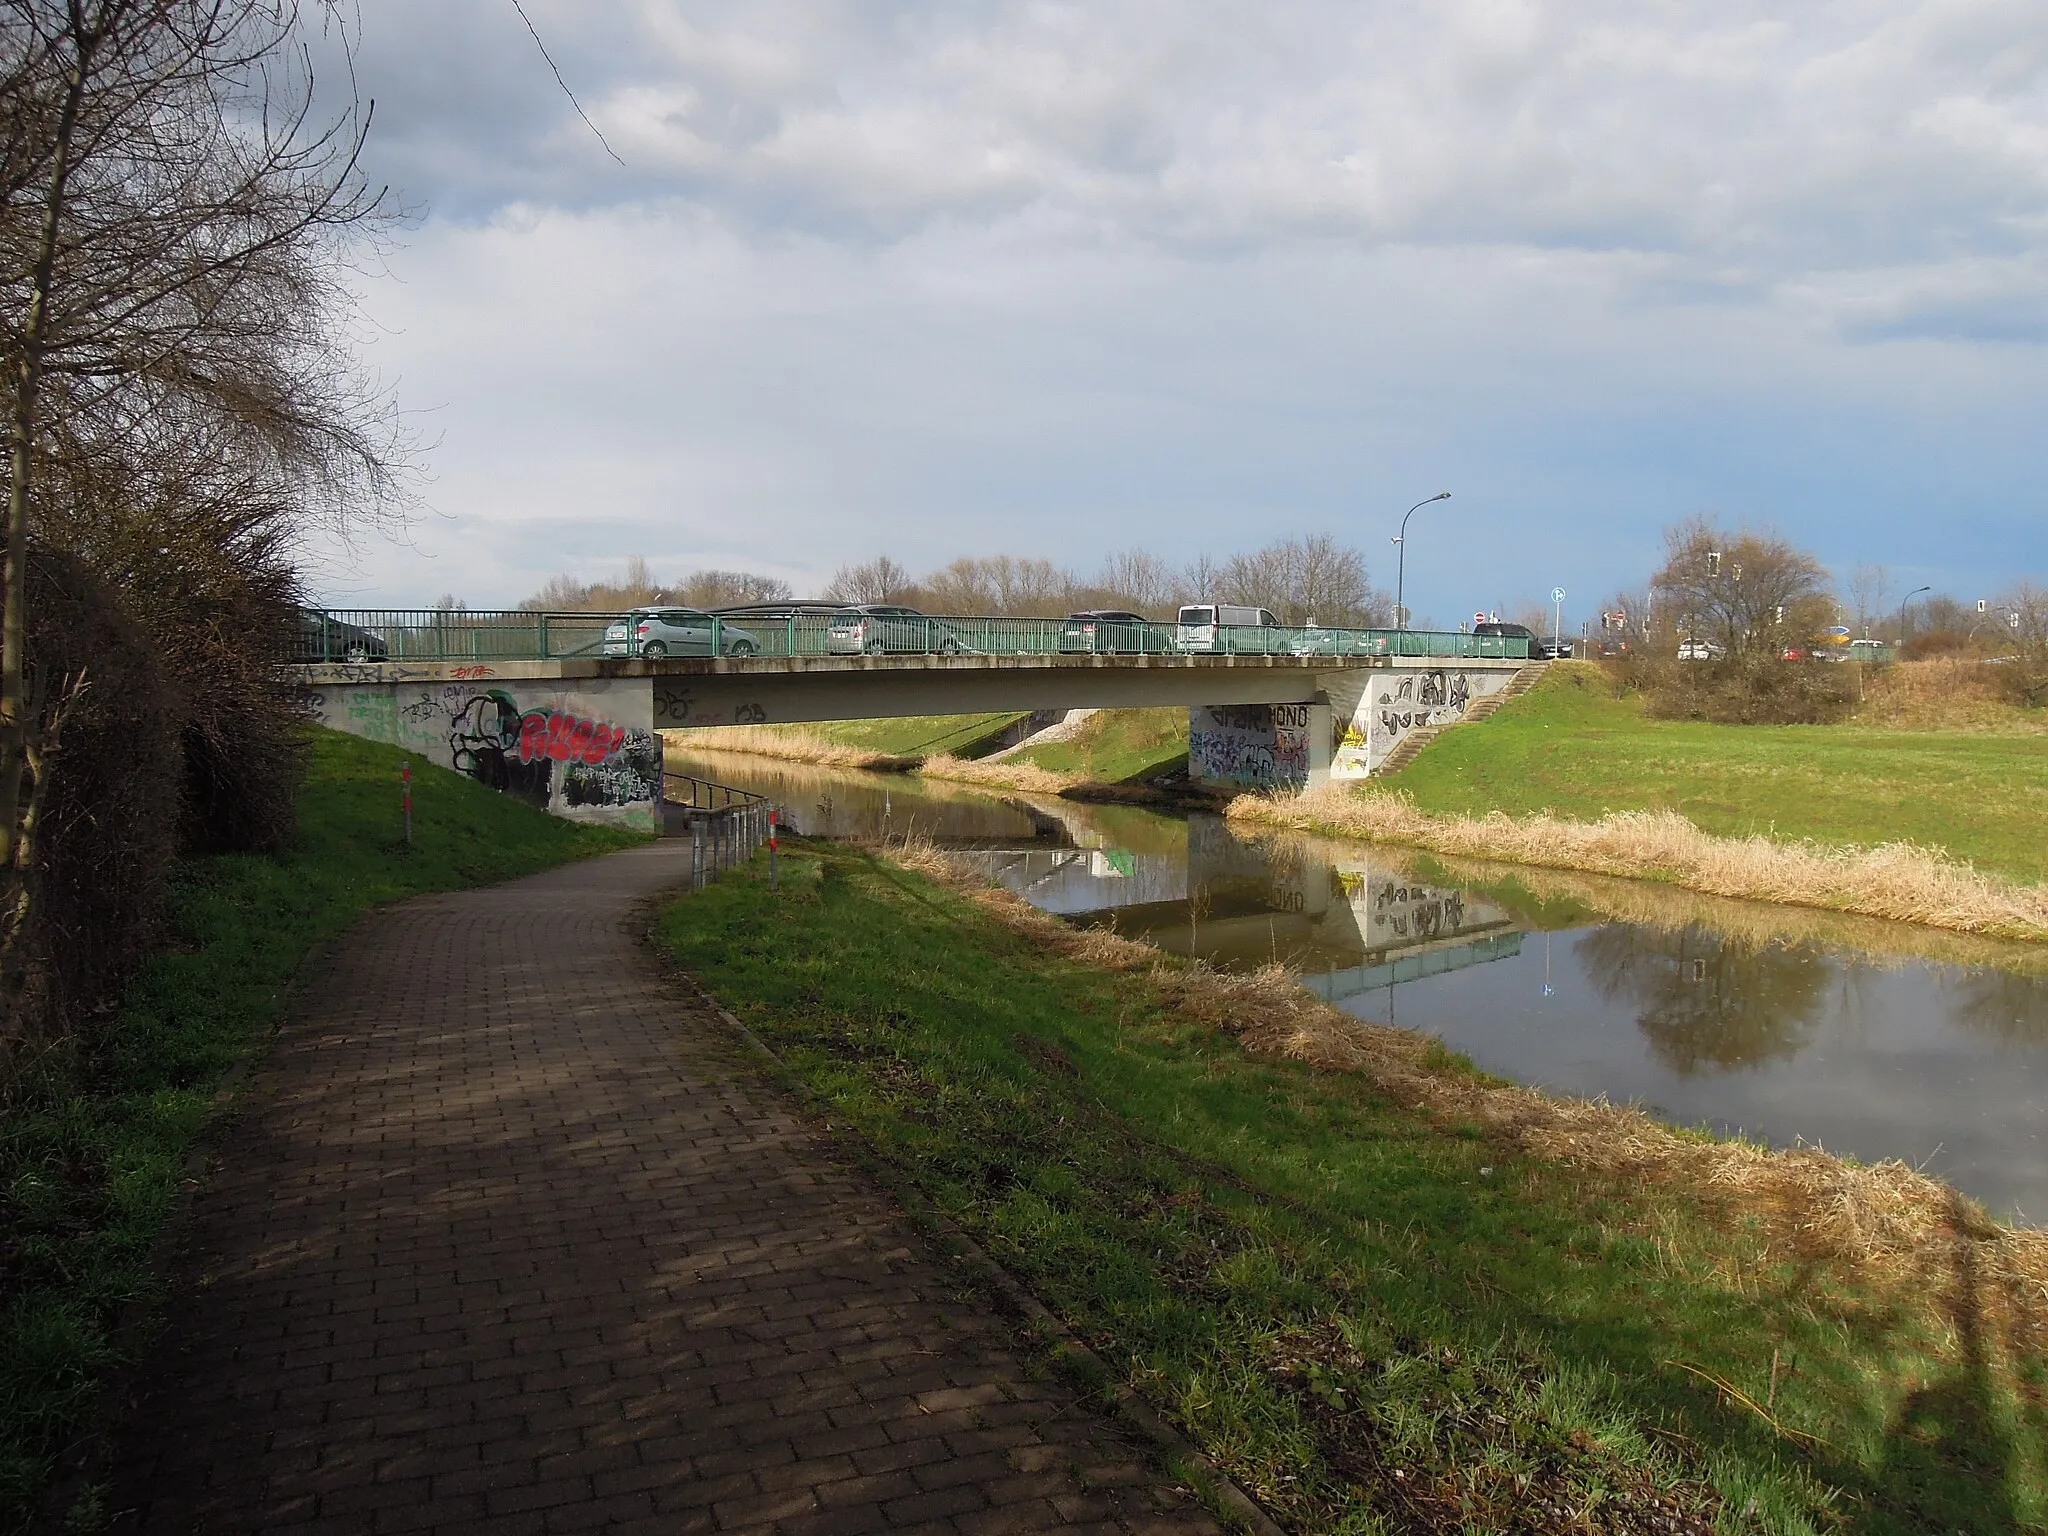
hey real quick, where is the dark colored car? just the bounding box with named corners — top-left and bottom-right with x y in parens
top-left (825, 605), bottom-right (965, 656)
top-left (1474, 621), bottom-right (1573, 660)
top-left (1474, 621), bottom-right (1539, 657)
top-left (1060, 610), bottom-right (1169, 654)
top-left (296, 609), bottom-right (389, 663)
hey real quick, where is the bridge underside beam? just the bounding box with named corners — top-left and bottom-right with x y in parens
top-left (647, 659), bottom-right (1340, 728)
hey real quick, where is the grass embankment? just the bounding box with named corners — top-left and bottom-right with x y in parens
top-left (681, 707), bottom-right (1192, 798)
top-left (1232, 663), bottom-right (2048, 939)
top-left (674, 712), bottom-right (1030, 770)
top-left (1389, 663), bottom-right (2048, 882)
top-left (661, 840), bottom-right (2047, 1536)
top-left (0, 729), bottom-right (640, 1527)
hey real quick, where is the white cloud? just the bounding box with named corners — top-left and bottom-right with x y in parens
top-left (312, 0), bottom-right (2048, 611)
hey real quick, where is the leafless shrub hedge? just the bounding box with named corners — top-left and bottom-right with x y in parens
top-left (1619, 653), bottom-right (1857, 725)
top-left (14, 548), bottom-right (179, 1043)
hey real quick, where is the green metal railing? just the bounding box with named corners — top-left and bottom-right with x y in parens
top-left (292, 609), bottom-right (1531, 664)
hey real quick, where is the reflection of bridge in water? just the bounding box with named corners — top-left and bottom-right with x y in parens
top-left (958, 814), bottom-right (1525, 1001)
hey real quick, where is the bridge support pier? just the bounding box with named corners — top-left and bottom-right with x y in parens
top-left (1186, 701), bottom-right (1333, 793)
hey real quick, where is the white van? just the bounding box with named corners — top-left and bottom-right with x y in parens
top-left (1176, 603), bottom-right (1280, 652)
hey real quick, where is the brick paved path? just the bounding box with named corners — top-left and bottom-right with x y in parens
top-left (111, 841), bottom-right (1225, 1535)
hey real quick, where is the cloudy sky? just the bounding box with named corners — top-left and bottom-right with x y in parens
top-left (310, 0), bottom-right (2048, 628)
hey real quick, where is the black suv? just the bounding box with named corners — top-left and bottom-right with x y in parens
top-left (1473, 621), bottom-right (1571, 659)
top-left (1059, 610), bottom-right (1169, 654)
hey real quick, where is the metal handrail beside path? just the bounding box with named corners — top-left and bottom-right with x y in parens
top-left (663, 771), bottom-right (779, 891)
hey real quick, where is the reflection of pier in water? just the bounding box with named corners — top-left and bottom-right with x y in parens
top-left (966, 816), bottom-right (1525, 999)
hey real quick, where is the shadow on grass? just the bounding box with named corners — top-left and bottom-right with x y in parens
top-left (1857, 1193), bottom-right (2021, 1536)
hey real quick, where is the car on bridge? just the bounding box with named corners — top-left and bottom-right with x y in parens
top-left (296, 608), bottom-right (390, 663)
top-left (1472, 621), bottom-right (1568, 659)
top-left (1175, 604), bottom-right (1283, 653)
top-left (602, 607), bottom-right (764, 659)
top-left (1060, 610), bottom-right (1172, 654)
top-left (826, 605), bottom-right (967, 656)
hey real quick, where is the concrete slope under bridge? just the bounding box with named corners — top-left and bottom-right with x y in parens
top-left (292, 651), bottom-right (1532, 832)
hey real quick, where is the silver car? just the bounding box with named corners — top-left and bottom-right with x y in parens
top-left (602, 606), bottom-right (761, 659)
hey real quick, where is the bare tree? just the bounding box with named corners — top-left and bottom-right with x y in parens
top-left (1595, 587), bottom-right (1656, 650)
top-left (1213, 534), bottom-right (1380, 626)
top-left (822, 554), bottom-right (912, 605)
top-left (675, 569), bottom-right (791, 609)
top-left (1649, 517), bottom-right (1831, 659)
top-left (1997, 581), bottom-right (2048, 650)
top-left (1178, 552), bottom-right (1218, 608)
top-left (1092, 547), bottom-right (1175, 614)
top-left (1, 0), bottom-right (404, 1019)
top-left (1848, 563), bottom-right (1893, 641)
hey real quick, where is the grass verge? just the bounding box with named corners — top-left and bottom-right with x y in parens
top-left (1384, 663), bottom-right (2048, 884)
top-left (0, 728), bottom-right (641, 1528)
top-left (658, 838), bottom-right (2048, 1536)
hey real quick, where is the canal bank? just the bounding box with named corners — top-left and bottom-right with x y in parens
top-left (658, 833), bottom-right (2048, 1536)
top-left (669, 748), bottom-right (2048, 1223)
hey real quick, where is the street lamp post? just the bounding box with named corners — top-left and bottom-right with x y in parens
top-left (1898, 585), bottom-right (1931, 650)
top-left (1391, 491), bottom-right (1451, 631)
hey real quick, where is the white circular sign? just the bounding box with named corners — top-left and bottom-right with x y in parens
top-left (1550, 586), bottom-right (1567, 604)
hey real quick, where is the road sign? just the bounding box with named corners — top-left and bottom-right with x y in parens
top-left (1550, 586), bottom-right (1567, 604)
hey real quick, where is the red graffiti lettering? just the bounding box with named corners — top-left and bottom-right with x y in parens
top-left (449, 664), bottom-right (495, 679)
top-left (516, 708), bottom-right (630, 766)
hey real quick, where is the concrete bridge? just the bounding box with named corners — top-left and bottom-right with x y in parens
top-left (296, 648), bottom-right (1530, 832)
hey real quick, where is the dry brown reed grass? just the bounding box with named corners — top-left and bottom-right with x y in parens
top-left (1258, 827), bottom-right (2048, 979)
top-left (1230, 781), bottom-right (2048, 943)
top-left (1853, 657), bottom-right (2048, 733)
top-left (918, 752), bottom-right (1086, 795)
top-left (876, 834), bottom-right (2048, 1353)
top-left (663, 726), bottom-right (916, 772)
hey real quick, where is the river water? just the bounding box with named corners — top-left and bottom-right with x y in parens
top-left (670, 749), bottom-right (2048, 1224)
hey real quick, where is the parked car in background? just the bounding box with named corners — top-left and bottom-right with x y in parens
top-left (1060, 610), bottom-right (1170, 654)
top-left (1677, 638), bottom-right (1727, 661)
top-left (296, 608), bottom-right (390, 663)
top-left (825, 605), bottom-right (965, 655)
top-left (1176, 603), bottom-right (1281, 652)
top-left (602, 606), bottom-right (762, 659)
top-left (1471, 621), bottom-right (1550, 657)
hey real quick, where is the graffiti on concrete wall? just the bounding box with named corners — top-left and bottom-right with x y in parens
top-left (314, 677), bottom-right (660, 830)
top-left (1331, 667), bottom-right (1510, 778)
top-left (449, 691), bottom-right (660, 816)
top-left (1189, 703), bottom-right (1313, 788)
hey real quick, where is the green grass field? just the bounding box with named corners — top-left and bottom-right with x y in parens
top-left (1394, 664), bottom-right (2048, 882)
top-left (661, 842), bottom-right (2043, 1536)
top-left (1003, 706), bottom-right (1189, 782)
top-left (0, 730), bottom-right (640, 1528)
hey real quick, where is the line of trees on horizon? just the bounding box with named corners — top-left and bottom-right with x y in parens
top-left (521, 534), bottom-right (1395, 629)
